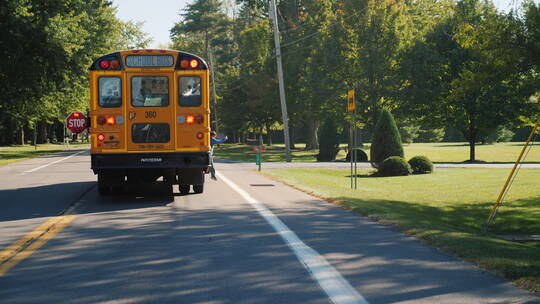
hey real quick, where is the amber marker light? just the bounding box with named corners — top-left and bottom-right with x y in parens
top-left (189, 59), bottom-right (199, 68)
top-left (110, 60), bottom-right (120, 69)
top-left (105, 116), bottom-right (115, 125)
top-left (186, 115), bottom-right (195, 124)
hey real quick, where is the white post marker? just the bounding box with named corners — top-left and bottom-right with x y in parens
top-left (217, 172), bottom-right (369, 304)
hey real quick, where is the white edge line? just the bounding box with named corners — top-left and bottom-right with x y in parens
top-left (217, 172), bottom-right (369, 304)
top-left (22, 150), bottom-right (87, 174)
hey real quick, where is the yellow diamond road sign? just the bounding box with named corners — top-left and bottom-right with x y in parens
top-left (347, 89), bottom-right (355, 112)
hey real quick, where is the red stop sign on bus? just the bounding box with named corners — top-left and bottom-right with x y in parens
top-left (66, 112), bottom-right (87, 134)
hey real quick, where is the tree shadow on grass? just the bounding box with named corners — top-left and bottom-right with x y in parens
top-left (333, 195), bottom-right (540, 287)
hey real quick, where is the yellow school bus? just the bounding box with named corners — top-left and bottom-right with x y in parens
top-left (89, 49), bottom-right (210, 195)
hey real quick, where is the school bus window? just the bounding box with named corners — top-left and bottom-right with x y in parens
top-left (99, 77), bottom-right (121, 107)
top-left (132, 123), bottom-right (170, 143)
top-left (131, 76), bottom-right (169, 107)
top-left (179, 76), bottom-right (201, 107)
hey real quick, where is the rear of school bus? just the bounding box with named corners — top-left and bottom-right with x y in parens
top-left (89, 50), bottom-right (211, 195)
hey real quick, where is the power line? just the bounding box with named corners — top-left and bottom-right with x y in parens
top-left (216, 5), bottom-right (369, 92)
top-left (281, 6), bottom-right (368, 49)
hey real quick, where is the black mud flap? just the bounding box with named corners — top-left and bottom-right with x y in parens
top-left (177, 168), bottom-right (204, 185)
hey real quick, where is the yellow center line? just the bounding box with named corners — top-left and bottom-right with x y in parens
top-left (0, 214), bottom-right (77, 276)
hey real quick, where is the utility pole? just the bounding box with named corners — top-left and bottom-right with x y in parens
top-left (269, 0), bottom-right (292, 162)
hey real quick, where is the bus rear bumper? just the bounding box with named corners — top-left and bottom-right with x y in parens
top-left (91, 152), bottom-right (210, 173)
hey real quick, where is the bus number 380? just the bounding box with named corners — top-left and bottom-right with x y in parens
top-left (145, 111), bottom-right (157, 119)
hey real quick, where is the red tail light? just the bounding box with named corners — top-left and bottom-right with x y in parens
top-left (97, 134), bottom-right (105, 141)
top-left (195, 115), bottom-right (204, 124)
top-left (196, 132), bottom-right (204, 140)
top-left (97, 116), bottom-right (106, 125)
top-left (99, 60), bottom-right (110, 69)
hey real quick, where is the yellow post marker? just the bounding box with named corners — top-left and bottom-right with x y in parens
top-left (347, 89), bottom-right (355, 112)
top-left (486, 118), bottom-right (540, 228)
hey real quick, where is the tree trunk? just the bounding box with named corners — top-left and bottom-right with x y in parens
top-left (468, 118), bottom-right (477, 162)
top-left (17, 126), bottom-right (24, 145)
top-left (290, 127), bottom-right (296, 149)
top-left (37, 121), bottom-right (48, 144)
top-left (265, 123), bottom-right (272, 146)
top-left (305, 118), bottom-right (319, 150)
top-left (469, 139), bottom-right (476, 162)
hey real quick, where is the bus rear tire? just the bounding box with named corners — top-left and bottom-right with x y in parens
top-left (193, 184), bottom-right (203, 194)
top-left (163, 183), bottom-right (173, 195)
top-left (179, 184), bottom-right (190, 194)
top-left (98, 185), bottom-right (111, 196)
top-left (97, 173), bottom-right (111, 196)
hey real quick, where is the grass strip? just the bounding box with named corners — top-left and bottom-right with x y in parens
top-left (262, 167), bottom-right (540, 293)
top-left (214, 142), bottom-right (540, 163)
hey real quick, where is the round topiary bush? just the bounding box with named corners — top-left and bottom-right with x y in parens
top-left (378, 156), bottom-right (411, 176)
top-left (408, 155), bottom-right (433, 174)
top-left (345, 149), bottom-right (368, 162)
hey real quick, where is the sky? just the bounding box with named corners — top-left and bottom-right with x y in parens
top-left (112, 0), bottom-right (530, 49)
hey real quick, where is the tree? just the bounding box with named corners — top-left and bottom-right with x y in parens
top-left (400, 0), bottom-right (537, 161)
top-left (333, 0), bottom-right (411, 132)
top-left (317, 118), bottom-right (340, 161)
top-left (171, 0), bottom-right (233, 133)
top-left (0, 0), bottom-right (130, 145)
top-left (0, 0), bottom-right (153, 145)
top-left (279, 0), bottom-right (341, 150)
top-left (117, 21), bottom-right (153, 50)
top-left (171, 0), bottom-right (229, 61)
top-left (370, 109), bottom-right (404, 167)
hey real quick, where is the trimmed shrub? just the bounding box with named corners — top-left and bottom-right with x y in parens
top-left (378, 156), bottom-right (411, 176)
top-left (480, 126), bottom-right (515, 144)
top-left (346, 149), bottom-right (368, 162)
top-left (443, 127), bottom-right (466, 142)
top-left (416, 128), bottom-right (444, 143)
top-left (408, 156), bottom-right (433, 174)
top-left (370, 110), bottom-right (404, 168)
top-left (317, 118), bottom-right (340, 161)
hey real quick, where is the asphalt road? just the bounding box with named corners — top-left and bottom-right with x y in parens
top-left (0, 149), bottom-right (538, 304)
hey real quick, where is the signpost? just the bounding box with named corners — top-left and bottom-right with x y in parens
top-left (253, 135), bottom-right (267, 171)
top-left (348, 90), bottom-right (358, 189)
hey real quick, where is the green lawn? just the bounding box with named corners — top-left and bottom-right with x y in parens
top-left (403, 142), bottom-right (540, 163)
top-left (213, 143), bottom-right (322, 162)
top-left (0, 144), bottom-right (89, 166)
top-left (263, 167), bottom-right (540, 292)
top-left (214, 142), bottom-right (540, 163)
